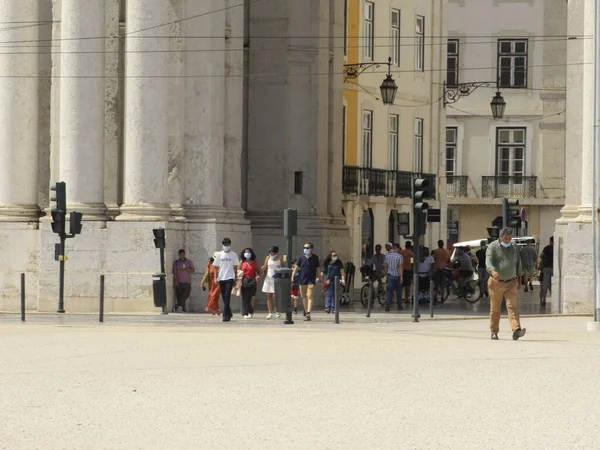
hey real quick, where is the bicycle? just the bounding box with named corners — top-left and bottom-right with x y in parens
top-left (360, 276), bottom-right (386, 307)
top-left (434, 268), bottom-right (480, 303)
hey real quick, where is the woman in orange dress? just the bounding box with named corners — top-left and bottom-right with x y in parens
top-left (201, 253), bottom-right (221, 315)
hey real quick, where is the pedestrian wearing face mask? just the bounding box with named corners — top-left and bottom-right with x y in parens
top-left (240, 247), bottom-right (260, 319)
top-left (212, 237), bottom-right (240, 322)
top-left (292, 241), bottom-right (321, 322)
top-left (322, 251), bottom-right (346, 313)
top-left (262, 246), bottom-right (282, 319)
top-left (486, 228), bottom-right (526, 341)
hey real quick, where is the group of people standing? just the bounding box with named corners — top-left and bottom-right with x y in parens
top-left (172, 238), bottom-right (348, 323)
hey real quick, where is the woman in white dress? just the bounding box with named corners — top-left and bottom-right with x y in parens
top-left (262, 246), bottom-right (282, 319)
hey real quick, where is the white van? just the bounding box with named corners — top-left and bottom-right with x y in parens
top-left (450, 236), bottom-right (540, 261)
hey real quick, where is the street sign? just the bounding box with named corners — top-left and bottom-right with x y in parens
top-left (427, 209), bottom-right (441, 223)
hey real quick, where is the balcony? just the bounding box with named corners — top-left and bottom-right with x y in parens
top-left (342, 166), bottom-right (436, 199)
top-left (446, 176), bottom-right (468, 198)
top-left (482, 176), bottom-right (537, 198)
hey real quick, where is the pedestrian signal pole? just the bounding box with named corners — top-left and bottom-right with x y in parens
top-left (411, 177), bottom-right (432, 323)
top-left (50, 182), bottom-right (84, 313)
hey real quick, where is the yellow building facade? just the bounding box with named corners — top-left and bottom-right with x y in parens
top-left (342, 0), bottom-right (446, 280)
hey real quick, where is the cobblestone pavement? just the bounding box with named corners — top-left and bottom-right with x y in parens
top-left (1, 315), bottom-right (598, 449)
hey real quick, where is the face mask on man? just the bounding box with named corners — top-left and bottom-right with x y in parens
top-left (500, 242), bottom-right (511, 248)
top-left (223, 246), bottom-right (231, 252)
top-left (303, 248), bottom-right (311, 255)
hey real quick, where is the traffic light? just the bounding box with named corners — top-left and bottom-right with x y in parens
top-left (412, 178), bottom-right (433, 237)
top-left (50, 182), bottom-right (66, 236)
top-left (502, 198), bottom-right (521, 229)
top-left (487, 226), bottom-right (500, 242)
top-left (413, 178), bottom-right (431, 213)
top-left (50, 182), bottom-right (66, 213)
top-left (397, 212), bottom-right (410, 236)
top-left (69, 212), bottom-right (83, 235)
top-left (153, 228), bottom-right (166, 249)
top-left (51, 211), bottom-right (66, 235)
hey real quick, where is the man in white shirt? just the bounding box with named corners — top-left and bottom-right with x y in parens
top-left (212, 237), bottom-right (239, 322)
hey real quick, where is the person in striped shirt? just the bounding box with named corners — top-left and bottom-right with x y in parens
top-left (383, 243), bottom-right (404, 312)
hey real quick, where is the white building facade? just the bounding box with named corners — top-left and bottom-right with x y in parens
top-left (442, 0), bottom-right (566, 249)
top-left (342, 0), bottom-right (445, 275)
top-left (0, 0), bottom-right (349, 312)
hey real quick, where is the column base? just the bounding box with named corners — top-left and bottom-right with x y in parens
top-left (557, 218), bottom-right (594, 314)
top-left (117, 204), bottom-right (171, 221)
top-left (65, 202), bottom-right (109, 221)
top-left (0, 205), bottom-right (40, 222)
top-left (587, 321), bottom-right (600, 333)
top-left (183, 205), bottom-right (250, 225)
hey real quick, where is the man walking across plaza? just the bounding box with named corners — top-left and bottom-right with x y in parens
top-left (383, 243), bottom-right (403, 312)
top-left (292, 241), bottom-right (321, 322)
top-left (520, 239), bottom-right (537, 292)
top-left (173, 249), bottom-right (194, 312)
top-left (486, 228), bottom-right (526, 341)
top-left (212, 237), bottom-right (239, 322)
top-left (539, 236), bottom-right (554, 305)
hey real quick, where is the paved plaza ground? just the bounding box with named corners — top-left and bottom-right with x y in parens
top-left (1, 313), bottom-right (599, 449)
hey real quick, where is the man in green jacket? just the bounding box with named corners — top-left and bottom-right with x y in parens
top-left (486, 227), bottom-right (527, 341)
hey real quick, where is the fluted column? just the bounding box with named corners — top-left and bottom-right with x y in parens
top-left (577, 0), bottom-right (596, 212)
top-left (59, 0), bottom-right (107, 219)
top-left (120, 0), bottom-right (170, 219)
top-left (0, 0), bottom-right (39, 221)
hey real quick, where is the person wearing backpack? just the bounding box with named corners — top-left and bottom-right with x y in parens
top-left (538, 236), bottom-right (554, 305)
top-left (322, 251), bottom-right (346, 314)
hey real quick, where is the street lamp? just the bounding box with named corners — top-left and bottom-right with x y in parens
top-left (490, 91), bottom-right (507, 120)
top-left (344, 57), bottom-right (398, 106)
top-left (443, 81), bottom-right (506, 119)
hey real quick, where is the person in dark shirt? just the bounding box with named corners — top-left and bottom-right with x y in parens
top-left (291, 241), bottom-right (321, 321)
top-left (538, 236), bottom-right (554, 305)
top-left (322, 251), bottom-right (346, 314)
top-left (475, 240), bottom-right (489, 298)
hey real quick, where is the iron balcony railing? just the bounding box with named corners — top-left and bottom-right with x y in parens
top-left (342, 166), bottom-right (437, 199)
top-left (446, 175), bottom-right (468, 198)
top-left (481, 176), bottom-right (537, 198)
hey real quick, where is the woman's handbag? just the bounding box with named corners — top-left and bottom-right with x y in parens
top-left (242, 277), bottom-right (257, 288)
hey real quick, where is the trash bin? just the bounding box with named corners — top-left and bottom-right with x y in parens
top-left (152, 274), bottom-right (167, 308)
top-left (273, 267), bottom-right (293, 313)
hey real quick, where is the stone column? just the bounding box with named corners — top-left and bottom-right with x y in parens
top-left (59, 0), bottom-right (107, 219)
top-left (554, 0), bottom-right (596, 313)
top-left (0, 1), bottom-right (39, 221)
top-left (120, 0), bottom-right (170, 219)
top-left (577, 0), bottom-right (596, 212)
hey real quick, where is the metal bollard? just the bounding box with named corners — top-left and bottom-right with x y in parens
top-left (20, 273), bottom-right (25, 322)
top-left (429, 279), bottom-right (435, 318)
top-left (412, 270), bottom-right (420, 323)
top-left (334, 276), bottom-right (340, 324)
top-left (99, 275), bottom-right (105, 323)
top-left (366, 276), bottom-right (373, 318)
